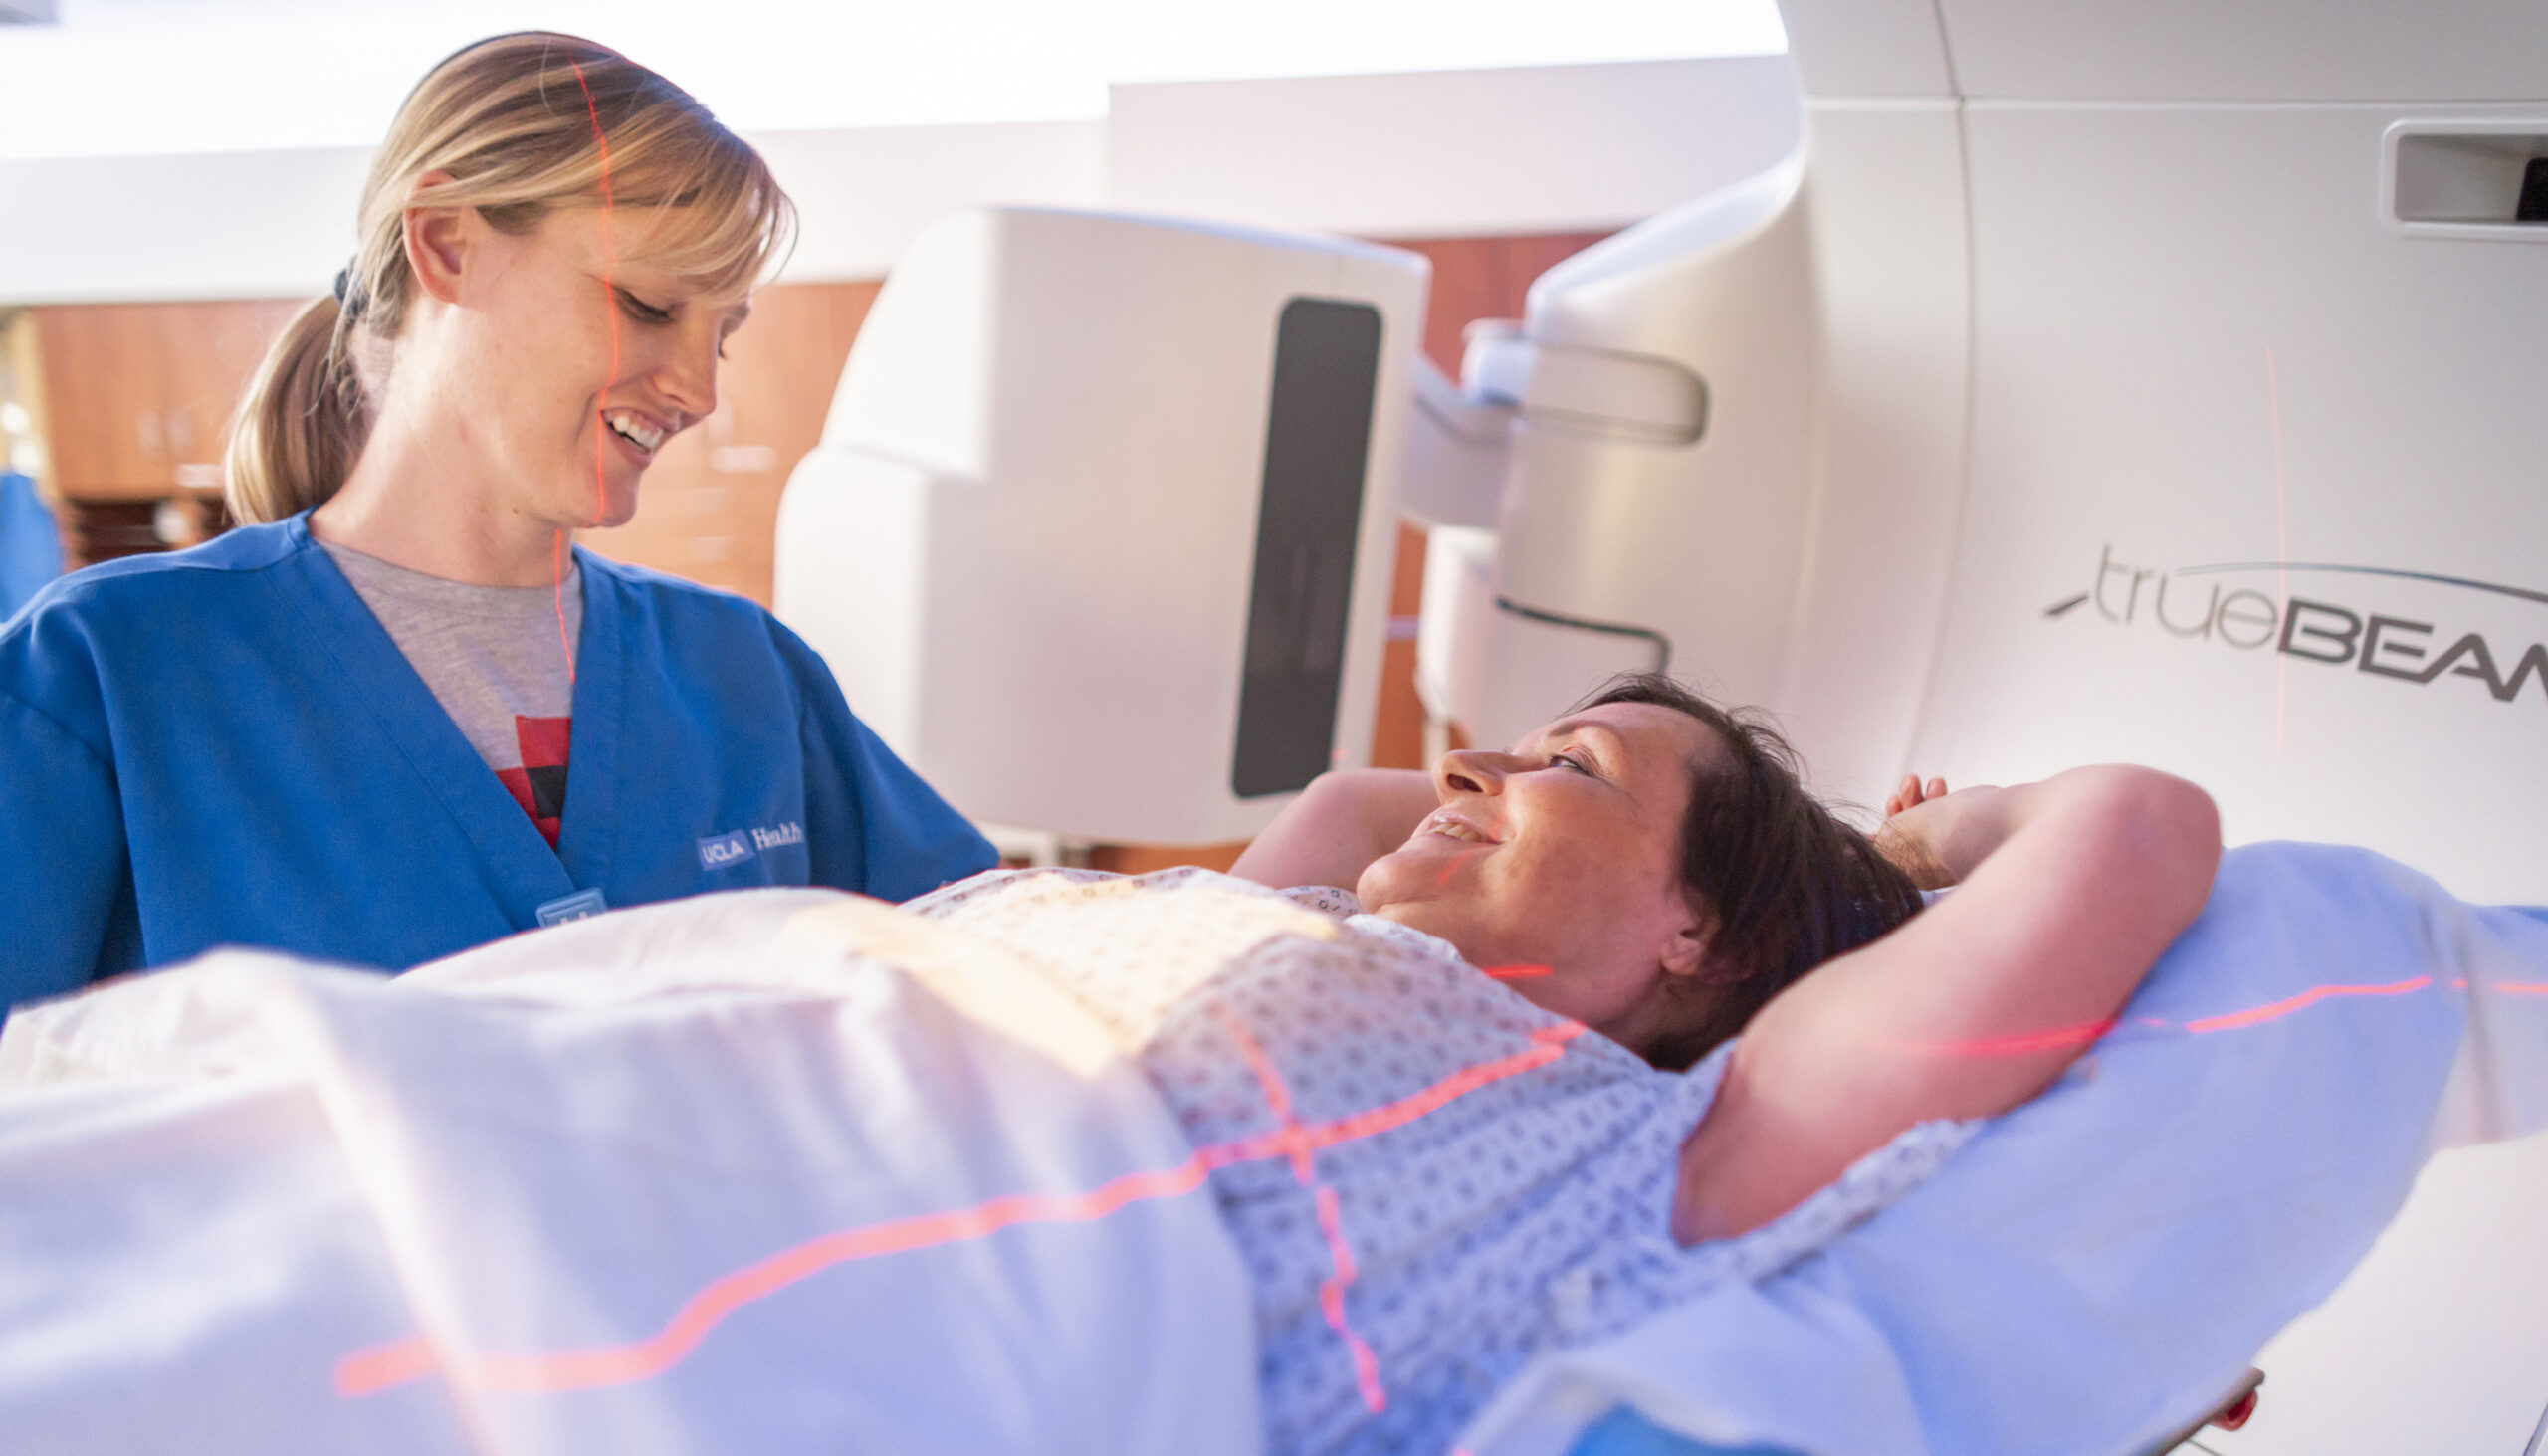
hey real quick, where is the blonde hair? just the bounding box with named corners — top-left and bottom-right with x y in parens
top-left (226, 32), bottom-right (794, 523)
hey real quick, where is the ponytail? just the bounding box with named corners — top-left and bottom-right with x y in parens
top-left (225, 295), bottom-right (370, 523)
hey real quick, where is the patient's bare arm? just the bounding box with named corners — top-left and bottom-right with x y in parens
top-left (1672, 765), bottom-right (2222, 1245)
top-left (1230, 768), bottom-right (1440, 894)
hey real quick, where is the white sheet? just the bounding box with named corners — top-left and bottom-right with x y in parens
top-left (1460, 843), bottom-right (2548, 1456)
top-left (0, 889), bottom-right (1261, 1456)
top-left (7, 845), bottom-right (2539, 1456)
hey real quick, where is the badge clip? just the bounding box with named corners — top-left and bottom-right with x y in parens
top-left (535, 887), bottom-right (608, 928)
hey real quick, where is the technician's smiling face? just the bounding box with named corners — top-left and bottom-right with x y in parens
top-left (400, 203), bottom-right (749, 531)
top-left (1357, 702), bottom-right (1720, 1049)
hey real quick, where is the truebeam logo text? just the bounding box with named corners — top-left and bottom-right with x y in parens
top-left (2044, 546), bottom-right (2548, 706)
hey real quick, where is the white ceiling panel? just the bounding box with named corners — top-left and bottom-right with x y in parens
top-left (0, 0), bottom-right (1782, 161)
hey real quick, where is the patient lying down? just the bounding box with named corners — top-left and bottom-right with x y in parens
top-left (1111, 670), bottom-right (2220, 1450)
top-left (4, 674), bottom-right (2540, 1456)
top-left (654, 668), bottom-right (2217, 1452)
top-left (1227, 672), bottom-right (2218, 1243)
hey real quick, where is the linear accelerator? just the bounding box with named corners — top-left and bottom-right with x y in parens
top-left (774, 2), bottom-right (2548, 1447)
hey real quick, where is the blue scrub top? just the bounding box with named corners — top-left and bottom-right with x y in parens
top-left (0, 470), bottom-right (63, 622)
top-left (0, 516), bottom-right (997, 1007)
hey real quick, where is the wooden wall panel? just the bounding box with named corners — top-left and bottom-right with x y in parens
top-left (1389, 236), bottom-right (1504, 376)
top-left (1088, 841), bottom-right (1248, 876)
top-left (581, 281), bottom-right (878, 605)
top-left (33, 300), bottom-right (303, 501)
top-left (159, 300), bottom-right (306, 485)
top-left (33, 306), bottom-right (165, 492)
top-left (1380, 230), bottom-right (1613, 377)
top-left (1499, 232), bottom-right (1615, 298)
top-left (1372, 520), bottom-right (1430, 770)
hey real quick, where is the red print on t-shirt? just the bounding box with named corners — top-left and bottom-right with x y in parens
top-left (496, 715), bottom-right (572, 848)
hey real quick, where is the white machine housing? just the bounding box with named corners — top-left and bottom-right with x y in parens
top-left (1409, 3), bottom-right (2548, 1450)
top-left (1409, 156), bottom-right (1820, 750)
top-left (769, 9), bottom-right (2544, 1441)
top-left (1414, 1), bottom-right (2548, 906)
top-left (774, 207), bottom-right (1427, 845)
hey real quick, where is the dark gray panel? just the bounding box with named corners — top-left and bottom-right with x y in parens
top-left (1232, 297), bottom-right (1382, 798)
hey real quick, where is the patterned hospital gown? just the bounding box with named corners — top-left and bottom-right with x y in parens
top-left (906, 866), bottom-right (1974, 1456)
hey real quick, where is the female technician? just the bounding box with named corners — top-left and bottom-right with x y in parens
top-left (0, 35), bottom-right (996, 1006)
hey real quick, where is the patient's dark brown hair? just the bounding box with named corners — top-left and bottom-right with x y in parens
top-left (1576, 674), bottom-right (1926, 1071)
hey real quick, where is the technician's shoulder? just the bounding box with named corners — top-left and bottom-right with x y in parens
top-left (0, 520), bottom-right (310, 765)
top-left (3, 520), bottom-right (303, 638)
top-left (578, 551), bottom-right (790, 647)
top-left (1, 521), bottom-right (306, 706)
top-left (576, 550), bottom-right (832, 706)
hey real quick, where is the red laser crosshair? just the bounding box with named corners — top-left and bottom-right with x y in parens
top-left (333, 1019), bottom-right (1587, 1398)
top-left (1214, 1004), bottom-right (1386, 1413)
top-left (550, 56), bottom-right (623, 688)
top-left (330, 963), bottom-right (2537, 1396)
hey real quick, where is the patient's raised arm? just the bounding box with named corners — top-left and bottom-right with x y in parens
top-left (1671, 764), bottom-right (2222, 1243)
top-left (1230, 768), bottom-right (1440, 894)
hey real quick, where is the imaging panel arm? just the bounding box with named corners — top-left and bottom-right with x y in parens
top-left (1403, 355), bottom-right (1510, 530)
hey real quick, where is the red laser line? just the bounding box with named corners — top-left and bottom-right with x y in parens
top-left (1313, 1184), bottom-right (1384, 1411)
top-left (556, 57), bottom-right (617, 690)
top-left (570, 59), bottom-right (619, 527)
top-left (336, 1337), bottom-right (437, 1395)
top-left (335, 1152), bottom-right (1217, 1397)
top-left (1299, 1023), bottom-right (1581, 1154)
top-left (332, 955), bottom-right (2538, 1395)
top-left (1213, 1007), bottom-right (1313, 1179)
top-left (1886, 971), bottom-right (2534, 1060)
top-left (329, 955), bottom-right (2542, 1393)
top-left (1891, 1015), bottom-right (2119, 1058)
top-left (1482, 964), bottom-right (1554, 980)
top-left (1215, 1007), bottom-right (1385, 1412)
top-left (2182, 975), bottom-right (2431, 1034)
top-left (550, 528), bottom-right (575, 687)
top-left (335, 1021), bottom-right (1586, 1399)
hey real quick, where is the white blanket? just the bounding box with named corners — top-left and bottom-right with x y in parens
top-left (5, 845), bottom-right (2540, 1456)
top-left (0, 889), bottom-right (1261, 1456)
top-left (1462, 843), bottom-right (2548, 1456)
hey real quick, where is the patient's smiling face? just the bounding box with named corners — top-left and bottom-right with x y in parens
top-left (1357, 703), bottom-right (1721, 1051)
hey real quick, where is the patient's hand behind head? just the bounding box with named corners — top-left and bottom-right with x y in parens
top-left (1356, 701), bottom-right (1720, 1054)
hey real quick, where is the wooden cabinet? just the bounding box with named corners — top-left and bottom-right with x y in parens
top-left (33, 300), bottom-right (304, 503)
top-left (159, 302), bottom-right (308, 487)
top-left (1385, 231), bottom-right (1613, 375)
top-left (34, 305), bottom-right (164, 492)
top-left (30, 299), bottom-right (300, 565)
top-left (581, 281), bottom-right (879, 605)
